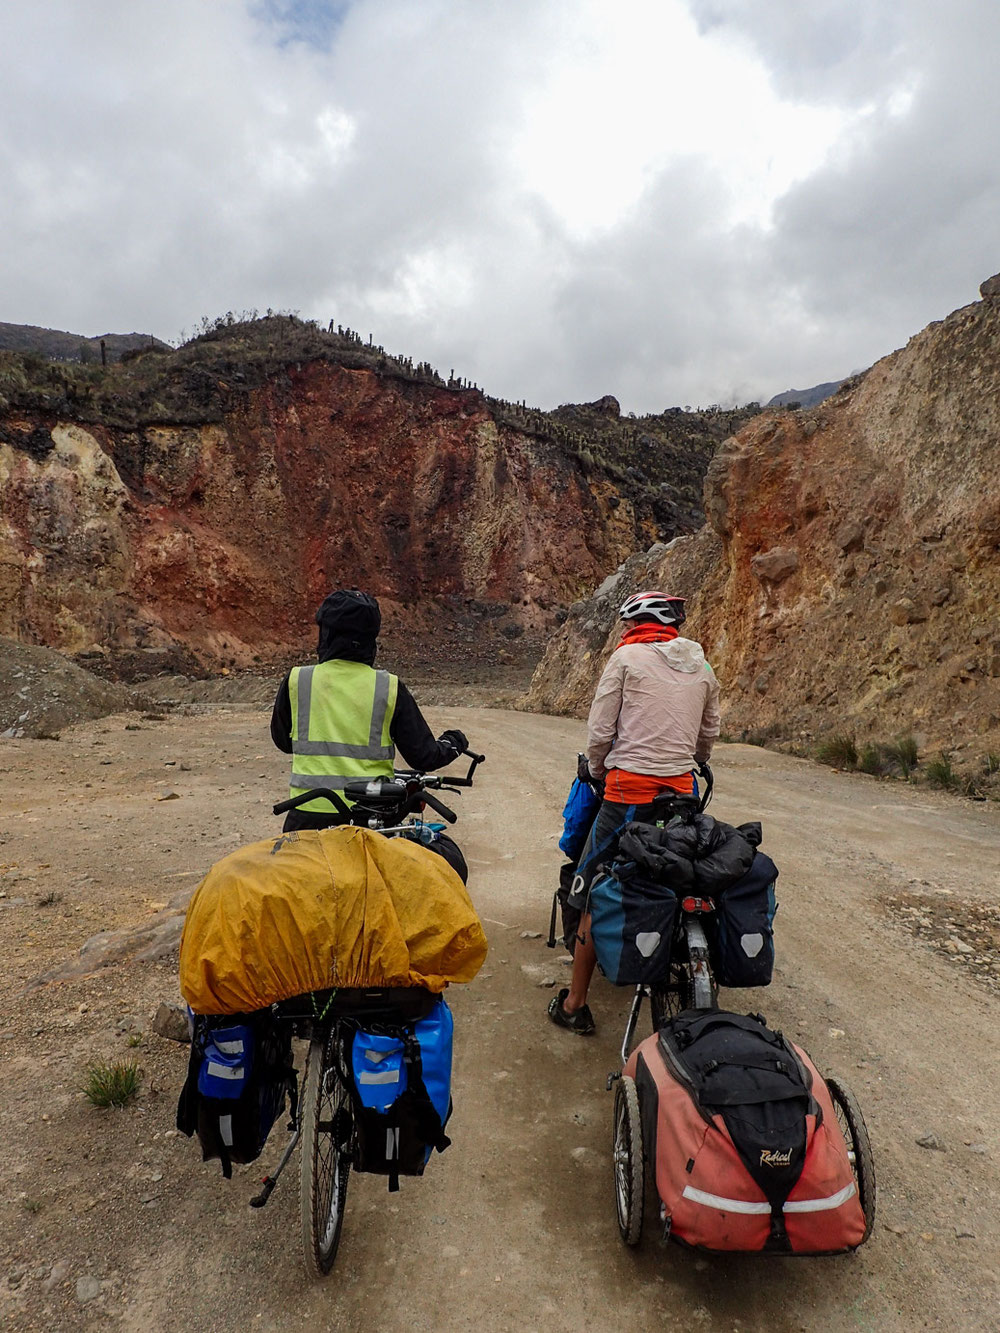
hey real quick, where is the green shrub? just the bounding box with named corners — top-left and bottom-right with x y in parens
top-left (984, 752), bottom-right (1000, 777)
top-left (924, 753), bottom-right (960, 791)
top-left (816, 735), bottom-right (858, 768)
top-left (885, 735), bottom-right (920, 776)
top-left (83, 1060), bottom-right (141, 1108)
top-left (858, 743), bottom-right (891, 776)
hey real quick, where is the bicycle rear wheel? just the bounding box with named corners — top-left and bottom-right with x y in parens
top-left (300, 1029), bottom-right (353, 1277)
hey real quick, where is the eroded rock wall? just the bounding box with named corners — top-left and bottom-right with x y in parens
top-left (0, 363), bottom-right (662, 666)
top-left (528, 295), bottom-right (1000, 759)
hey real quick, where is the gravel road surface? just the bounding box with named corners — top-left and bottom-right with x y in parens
top-left (2, 705), bottom-right (999, 1331)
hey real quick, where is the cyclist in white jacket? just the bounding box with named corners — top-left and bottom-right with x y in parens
top-left (548, 590), bottom-right (720, 1035)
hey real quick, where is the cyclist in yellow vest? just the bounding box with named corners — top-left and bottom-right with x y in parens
top-left (270, 587), bottom-right (468, 840)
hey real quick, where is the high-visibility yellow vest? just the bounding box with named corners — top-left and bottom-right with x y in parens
top-left (288, 660), bottom-right (398, 812)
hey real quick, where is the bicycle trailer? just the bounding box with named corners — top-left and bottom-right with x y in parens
top-left (615, 1010), bottom-right (875, 1254)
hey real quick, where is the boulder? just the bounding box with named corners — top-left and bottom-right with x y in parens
top-left (751, 547), bottom-right (799, 583)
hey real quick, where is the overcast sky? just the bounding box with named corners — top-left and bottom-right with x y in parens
top-left (1, 0), bottom-right (997, 412)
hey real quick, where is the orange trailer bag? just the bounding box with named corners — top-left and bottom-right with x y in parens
top-left (624, 1011), bottom-right (866, 1254)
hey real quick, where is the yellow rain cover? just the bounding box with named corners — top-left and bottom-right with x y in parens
top-left (179, 827), bottom-right (488, 1015)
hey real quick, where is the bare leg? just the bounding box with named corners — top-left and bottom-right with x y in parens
top-left (563, 913), bottom-right (597, 1013)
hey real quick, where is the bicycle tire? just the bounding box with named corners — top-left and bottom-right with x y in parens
top-left (613, 1076), bottom-right (644, 1246)
top-left (825, 1075), bottom-right (877, 1242)
top-left (300, 1030), bottom-right (353, 1277)
top-left (650, 963), bottom-right (689, 1029)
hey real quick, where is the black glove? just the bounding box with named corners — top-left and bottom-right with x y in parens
top-left (439, 728), bottom-right (469, 757)
top-left (577, 753), bottom-right (594, 784)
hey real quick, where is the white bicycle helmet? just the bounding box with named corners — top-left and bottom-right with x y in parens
top-left (618, 590), bottom-right (686, 627)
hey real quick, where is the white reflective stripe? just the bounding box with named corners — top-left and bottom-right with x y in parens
top-left (682, 1181), bottom-right (857, 1215)
top-left (386, 1127), bottom-right (399, 1160)
top-left (214, 1039), bottom-right (244, 1055)
top-left (784, 1182), bottom-right (857, 1213)
top-left (219, 1114), bottom-right (233, 1147)
top-left (359, 1069), bottom-right (401, 1085)
top-left (206, 1061), bottom-right (245, 1081)
top-left (682, 1185), bottom-right (770, 1215)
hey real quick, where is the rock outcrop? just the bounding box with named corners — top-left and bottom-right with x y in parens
top-left (528, 291), bottom-right (1000, 761)
top-left (0, 321), bottom-right (752, 668)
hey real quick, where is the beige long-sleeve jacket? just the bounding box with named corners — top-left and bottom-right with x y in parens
top-left (586, 637), bottom-right (721, 779)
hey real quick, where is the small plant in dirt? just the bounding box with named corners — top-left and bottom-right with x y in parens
top-left (126, 1033), bottom-right (144, 1049)
top-left (816, 735), bottom-right (858, 768)
top-left (21, 1197), bottom-right (42, 1214)
top-left (858, 743), bottom-right (891, 776)
top-left (924, 753), bottom-right (961, 792)
top-left (884, 735), bottom-right (920, 777)
top-left (35, 891), bottom-right (62, 908)
top-left (984, 753), bottom-right (1000, 777)
top-left (82, 1060), bottom-right (142, 1108)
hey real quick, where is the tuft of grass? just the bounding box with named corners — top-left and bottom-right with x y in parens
top-left (126, 1033), bottom-right (144, 1049)
top-left (816, 735), bottom-right (858, 768)
top-left (82, 1060), bottom-right (142, 1108)
top-left (35, 891), bottom-right (62, 908)
top-left (858, 743), bottom-right (891, 777)
top-left (885, 734), bottom-right (920, 777)
top-left (21, 1197), bottom-right (42, 1214)
top-left (984, 752), bottom-right (1000, 777)
top-left (924, 753), bottom-right (960, 791)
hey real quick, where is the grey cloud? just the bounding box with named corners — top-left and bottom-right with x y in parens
top-left (1, 1), bottom-right (999, 412)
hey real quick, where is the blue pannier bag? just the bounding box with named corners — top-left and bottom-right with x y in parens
top-left (197, 1024), bottom-right (253, 1099)
top-left (712, 852), bottom-right (779, 988)
top-left (559, 776), bottom-right (601, 860)
top-left (350, 998), bottom-right (453, 1190)
top-left (589, 862), bottom-right (678, 987)
top-left (177, 1012), bottom-right (296, 1179)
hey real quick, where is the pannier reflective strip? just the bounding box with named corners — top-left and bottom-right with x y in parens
top-left (784, 1182), bottom-right (857, 1213)
top-left (215, 1039), bottom-right (244, 1055)
top-left (682, 1185), bottom-right (770, 1215)
top-left (359, 1070), bottom-right (401, 1085)
top-left (219, 1114), bottom-right (233, 1147)
top-left (206, 1061), bottom-right (246, 1080)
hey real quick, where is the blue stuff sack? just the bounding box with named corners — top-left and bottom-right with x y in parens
top-left (197, 1024), bottom-right (253, 1100)
top-left (351, 999), bottom-right (454, 1188)
top-left (712, 852), bottom-right (779, 988)
top-left (559, 776), bottom-right (601, 860)
top-left (589, 865), bottom-right (678, 986)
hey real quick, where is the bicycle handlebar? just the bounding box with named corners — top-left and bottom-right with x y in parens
top-left (272, 748), bottom-right (482, 820)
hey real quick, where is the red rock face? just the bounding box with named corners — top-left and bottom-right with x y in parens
top-left (0, 362), bottom-right (658, 666)
top-left (529, 295), bottom-right (1000, 761)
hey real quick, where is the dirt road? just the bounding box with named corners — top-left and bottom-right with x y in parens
top-left (2, 705), bottom-right (999, 1332)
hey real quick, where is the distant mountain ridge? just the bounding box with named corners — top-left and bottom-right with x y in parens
top-left (0, 321), bottom-right (169, 363)
top-left (767, 379), bottom-right (846, 409)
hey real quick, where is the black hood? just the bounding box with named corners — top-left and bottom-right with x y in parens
top-left (315, 589), bottom-right (381, 665)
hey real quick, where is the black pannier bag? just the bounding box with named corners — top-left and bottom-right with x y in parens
top-left (712, 852), bottom-right (779, 988)
top-left (589, 859), bottom-right (679, 986)
top-left (177, 1010), bottom-right (297, 1179)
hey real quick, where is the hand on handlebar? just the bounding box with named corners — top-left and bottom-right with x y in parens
top-left (438, 728), bottom-right (469, 759)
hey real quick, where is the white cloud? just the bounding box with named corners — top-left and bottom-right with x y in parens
top-left (0, 0), bottom-right (998, 410)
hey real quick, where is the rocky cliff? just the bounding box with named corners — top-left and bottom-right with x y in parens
top-left (0, 317), bottom-right (753, 670)
top-left (528, 288), bottom-right (1000, 766)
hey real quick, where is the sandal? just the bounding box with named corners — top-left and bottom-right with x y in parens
top-left (547, 988), bottom-right (596, 1035)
